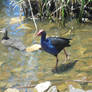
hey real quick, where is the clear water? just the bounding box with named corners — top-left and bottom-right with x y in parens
top-left (0, 1), bottom-right (92, 92)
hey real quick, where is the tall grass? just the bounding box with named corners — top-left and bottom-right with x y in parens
top-left (10, 0), bottom-right (92, 25)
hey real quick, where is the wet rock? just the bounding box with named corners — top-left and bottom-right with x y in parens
top-left (1, 39), bottom-right (26, 51)
top-left (47, 86), bottom-right (58, 92)
top-left (69, 85), bottom-right (92, 92)
top-left (69, 85), bottom-right (84, 92)
top-left (26, 44), bottom-right (41, 52)
top-left (35, 81), bottom-right (51, 92)
top-left (1, 29), bottom-right (26, 51)
top-left (34, 81), bottom-right (59, 92)
top-left (4, 88), bottom-right (19, 92)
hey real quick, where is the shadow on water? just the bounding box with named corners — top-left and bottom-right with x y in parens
top-left (53, 60), bottom-right (78, 73)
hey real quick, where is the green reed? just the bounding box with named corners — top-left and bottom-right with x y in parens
top-left (9, 0), bottom-right (92, 25)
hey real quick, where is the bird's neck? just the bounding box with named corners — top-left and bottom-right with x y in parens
top-left (41, 32), bottom-right (46, 42)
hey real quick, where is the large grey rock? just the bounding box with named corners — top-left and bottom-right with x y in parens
top-left (1, 38), bottom-right (26, 51)
top-left (35, 81), bottom-right (51, 92)
top-left (0, 28), bottom-right (26, 51)
top-left (47, 86), bottom-right (58, 92)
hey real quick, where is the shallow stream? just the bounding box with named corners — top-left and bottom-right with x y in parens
top-left (0, 1), bottom-right (92, 92)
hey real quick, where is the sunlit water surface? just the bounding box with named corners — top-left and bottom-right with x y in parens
top-left (0, 1), bottom-right (92, 92)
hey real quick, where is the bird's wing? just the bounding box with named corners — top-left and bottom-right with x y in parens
top-left (47, 37), bottom-right (67, 45)
top-left (47, 37), bottom-right (70, 51)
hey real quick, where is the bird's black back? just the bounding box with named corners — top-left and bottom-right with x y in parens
top-left (47, 37), bottom-right (71, 52)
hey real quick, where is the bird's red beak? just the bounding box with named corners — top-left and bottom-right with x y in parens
top-left (36, 29), bottom-right (44, 36)
top-left (36, 31), bottom-right (41, 36)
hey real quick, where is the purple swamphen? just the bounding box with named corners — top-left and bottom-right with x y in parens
top-left (37, 29), bottom-right (71, 70)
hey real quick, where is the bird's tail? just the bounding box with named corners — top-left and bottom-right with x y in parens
top-left (67, 39), bottom-right (71, 47)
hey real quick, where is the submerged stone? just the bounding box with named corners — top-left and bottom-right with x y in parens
top-left (35, 81), bottom-right (51, 92)
top-left (26, 44), bottom-right (41, 52)
top-left (1, 38), bottom-right (26, 51)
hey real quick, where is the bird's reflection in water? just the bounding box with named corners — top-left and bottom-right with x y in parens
top-left (52, 60), bottom-right (78, 73)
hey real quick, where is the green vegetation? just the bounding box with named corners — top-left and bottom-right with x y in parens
top-left (9, 0), bottom-right (92, 25)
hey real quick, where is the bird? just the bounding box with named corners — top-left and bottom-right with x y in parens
top-left (0, 28), bottom-right (26, 51)
top-left (37, 29), bottom-right (71, 71)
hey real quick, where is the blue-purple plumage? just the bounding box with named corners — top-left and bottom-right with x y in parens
top-left (40, 31), bottom-right (71, 56)
top-left (37, 29), bottom-right (71, 70)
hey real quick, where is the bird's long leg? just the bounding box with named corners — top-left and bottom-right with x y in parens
top-left (55, 55), bottom-right (58, 70)
top-left (63, 48), bottom-right (69, 62)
